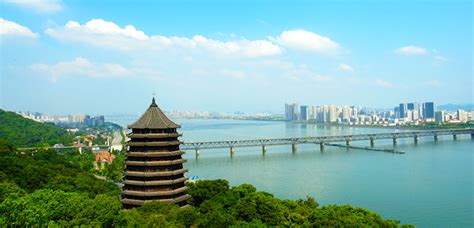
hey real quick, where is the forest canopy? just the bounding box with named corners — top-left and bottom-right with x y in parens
top-left (0, 140), bottom-right (413, 227)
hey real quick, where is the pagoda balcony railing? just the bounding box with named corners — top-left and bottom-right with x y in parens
top-left (127, 150), bottom-right (185, 157)
top-left (125, 168), bottom-right (188, 177)
top-left (127, 133), bottom-right (182, 139)
top-left (121, 194), bottom-right (191, 206)
top-left (122, 186), bottom-right (189, 197)
top-left (123, 177), bottom-right (188, 186)
top-left (125, 159), bottom-right (187, 166)
top-left (127, 141), bottom-right (182, 147)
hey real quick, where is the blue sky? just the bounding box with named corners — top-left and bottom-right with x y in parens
top-left (0, 0), bottom-right (472, 115)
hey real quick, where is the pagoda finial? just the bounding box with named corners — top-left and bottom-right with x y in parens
top-left (151, 94), bottom-right (157, 107)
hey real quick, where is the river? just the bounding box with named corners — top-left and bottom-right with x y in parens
top-left (109, 117), bottom-right (473, 227)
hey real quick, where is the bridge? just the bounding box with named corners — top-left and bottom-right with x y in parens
top-left (18, 128), bottom-right (474, 158)
top-left (180, 128), bottom-right (474, 157)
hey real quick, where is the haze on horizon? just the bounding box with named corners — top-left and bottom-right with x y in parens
top-left (0, 0), bottom-right (472, 115)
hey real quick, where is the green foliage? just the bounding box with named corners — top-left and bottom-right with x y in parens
top-left (0, 147), bottom-right (119, 196)
top-left (0, 141), bottom-right (413, 227)
top-left (0, 110), bottom-right (73, 147)
top-left (0, 189), bottom-right (121, 226)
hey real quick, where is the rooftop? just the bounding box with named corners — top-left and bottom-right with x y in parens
top-left (128, 98), bottom-right (181, 129)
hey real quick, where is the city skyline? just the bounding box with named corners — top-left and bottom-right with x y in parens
top-left (1, 0), bottom-right (472, 115)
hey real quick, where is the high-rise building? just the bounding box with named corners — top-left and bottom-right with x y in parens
top-left (399, 103), bottom-right (407, 118)
top-left (457, 109), bottom-right (468, 122)
top-left (416, 103), bottom-right (424, 118)
top-left (122, 98), bottom-right (190, 208)
top-left (300, 106), bottom-right (309, 122)
top-left (285, 103), bottom-right (300, 121)
top-left (310, 105), bottom-right (317, 120)
top-left (435, 111), bottom-right (445, 123)
top-left (341, 106), bottom-right (350, 120)
top-left (423, 102), bottom-right (436, 119)
top-left (407, 103), bottom-right (415, 110)
top-left (328, 105), bottom-right (336, 123)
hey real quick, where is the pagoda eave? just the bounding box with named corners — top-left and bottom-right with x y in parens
top-left (125, 159), bottom-right (187, 166)
top-left (123, 177), bottom-right (188, 186)
top-left (122, 194), bottom-right (191, 206)
top-left (127, 141), bottom-right (182, 147)
top-left (127, 150), bottom-right (185, 157)
top-left (122, 186), bottom-right (189, 197)
top-left (128, 133), bottom-right (183, 139)
top-left (125, 168), bottom-right (188, 177)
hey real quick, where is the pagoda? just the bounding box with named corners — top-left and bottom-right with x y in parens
top-left (121, 97), bottom-right (190, 208)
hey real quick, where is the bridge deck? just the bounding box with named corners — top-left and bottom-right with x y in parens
top-left (17, 128), bottom-right (473, 152)
top-left (180, 128), bottom-right (474, 150)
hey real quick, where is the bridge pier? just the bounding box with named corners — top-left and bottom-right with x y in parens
top-left (195, 149), bottom-right (200, 158)
top-left (414, 136), bottom-right (418, 144)
top-left (230, 147), bottom-right (235, 158)
top-left (392, 137), bottom-right (397, 146)
top-left (471, 133), bottom-right (474, 139)
top-left (262, 145), bottom-right (267, 155)
top-left (291, 144), bottom-right (297, 154)
top-left (320, 143), bottom-right (325, 152)
top-left (370, 138), bottom-right (375, 147)
top-left (346, 140), bottom-right (350, 146)
top-left (453, 134), bottom-right (457, 140)
top-left (434, 135), bottom-right (438, 142)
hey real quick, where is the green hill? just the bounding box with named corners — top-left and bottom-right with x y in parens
top-left (0, 109), bottom-right (72, 147)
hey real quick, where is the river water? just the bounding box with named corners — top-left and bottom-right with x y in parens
top-left (111, 117), bottom-right (473, 227)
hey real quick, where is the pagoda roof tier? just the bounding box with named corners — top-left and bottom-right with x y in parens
top-left (125, 158), bottom-right (187, 166)
top-left (125, 168), bottom-right (188, 177)
top-left (127, 150), bottom-right (185, 157)
top-left (123, 177), bottom-right (187, 186)
top-left (127, 141), bottom-right (182, 147)
top-left (128, 133), bottom-right (182, 139)
top-left (122, 194), bottom-right (191, 206)
top-left (122, 186), bottom-right (189, 197)
top-left (128, 98), bottom-right (181, 129)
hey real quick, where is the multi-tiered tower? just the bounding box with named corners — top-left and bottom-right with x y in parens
top-left (121, 98), bottom-right (190, 208)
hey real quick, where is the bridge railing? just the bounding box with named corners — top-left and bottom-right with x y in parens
top-left (180, 128), bottom-right (474, 150)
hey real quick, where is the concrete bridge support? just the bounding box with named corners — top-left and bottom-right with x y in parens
top-left (434, 135), bottom-right (438, 142)
top-left (262, 145), bottom-right (267, 155)
top-left (414, 136), bottom-right (419, 144)
top-left (393, 137), bottom-right (397, 146)
top-left (471, 133), bottom-right (474, 139)
top-left (230, 147), bottom-right (235, 158)
top-left (320, 143), bottom-right (325, 152)
top-left (195, 149), bottom-right (200, 159)
top-left (291, 144), bottom-right (297, 154)
top-left (453, 134), bottom-right (457, 140)
top-left (370, 138), bottom-right (375, 147)
top-left (346, 140), bottom-right (350, 146)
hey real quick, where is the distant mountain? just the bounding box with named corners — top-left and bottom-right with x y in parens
top-left (438, 104), bottom-right (474, 111)
top-left (0, 109), bottom-right (72, 147)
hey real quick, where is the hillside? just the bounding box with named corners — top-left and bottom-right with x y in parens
top-left (0, 109), bottom-right (72, 147)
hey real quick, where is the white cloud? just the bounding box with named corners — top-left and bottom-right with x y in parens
top-left (5, 0), bottom-right (63, 13)
top-left (338, 63), bottom-right (354, 72)
top-left (221, 69), bottom-right (246, 79)
top-left (311, 75), bottom-right (332, 81)
top-left (46, 19), bottom-right (282, 57)
top-left (375, 79), bottom-right (393, 88)
top-left (273, 29), bottom-right (340, 55)
top-left (0, 18), bottom-right (38, 38)
top-left (434, 55), bottom-right (448, 62)
top-left (30, 57), bottom-right (132, 81)
top-left (425, 80), bottom-right (441, 87)
top-left (395, 45), bottom-right (427, 56)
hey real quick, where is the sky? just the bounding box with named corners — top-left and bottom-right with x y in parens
top-left (0, 0), bottom-right (472, 115)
